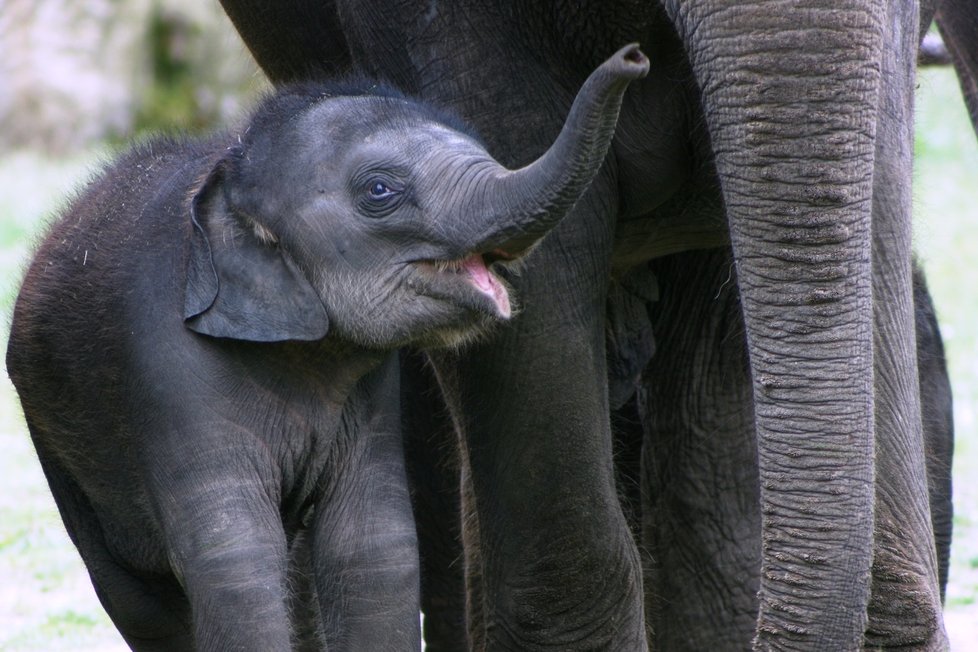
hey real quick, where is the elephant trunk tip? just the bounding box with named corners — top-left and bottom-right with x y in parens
top-left (460, 43), bottom-right (648, 259)
top-left (609, 44), bottom-right (650, 80)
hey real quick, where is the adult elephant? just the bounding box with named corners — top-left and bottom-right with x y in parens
top-left (219, 1), bottom-right (950, 649)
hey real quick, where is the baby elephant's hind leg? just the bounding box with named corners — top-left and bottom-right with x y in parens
top-left (38, 459), bottom-right (193, 650)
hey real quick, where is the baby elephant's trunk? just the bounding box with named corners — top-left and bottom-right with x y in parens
top-left (464, 44), bottom-right (649, 255)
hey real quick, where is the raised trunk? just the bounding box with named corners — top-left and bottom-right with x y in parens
top-left (462, 44), bottom-right (648, 254)
top-left (662, 2), bottom-right (885, 648)
top-left (422, 39), bottom-right (649, 652)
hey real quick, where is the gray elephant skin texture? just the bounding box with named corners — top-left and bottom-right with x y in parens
top-left (214, 2), bottom-right (959, 650)
top-left (5, 48), bottom-right (648, 651)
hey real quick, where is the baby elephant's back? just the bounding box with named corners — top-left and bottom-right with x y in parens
top-left (6, 136), bottom-right (218, 453)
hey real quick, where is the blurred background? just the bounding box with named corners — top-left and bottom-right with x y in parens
top-left (0, 0), bottom-right (266, 152)
top-left (0, 2), bottom-right (975, 649)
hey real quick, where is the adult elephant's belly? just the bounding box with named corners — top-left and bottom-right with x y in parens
top-left (611, 191), bottom-right (729, 269)
top-left (610, 91), bottom-right (729, 269)
top-left (611, 163), bottom-right (729, 270)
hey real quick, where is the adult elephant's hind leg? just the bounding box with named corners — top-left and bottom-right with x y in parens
top-left (912, 266), bottom-right (954, 601)
top-left (640, 249), bottom-right (759, 651)
top-left (865, 1), bottom-right (947, 645)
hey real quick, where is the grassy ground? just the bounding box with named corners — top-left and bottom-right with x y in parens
top-left (0, 67), bottom-right (976, 649)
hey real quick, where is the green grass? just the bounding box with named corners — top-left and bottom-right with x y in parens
top-left (0, 68), bottom-right (976, 649)
top-left (3, 609), bottom-right (112, 650)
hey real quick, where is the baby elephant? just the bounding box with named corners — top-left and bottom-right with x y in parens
top-left (6, 45), bottom-right (648, 651)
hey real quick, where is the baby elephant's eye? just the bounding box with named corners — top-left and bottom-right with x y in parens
top-left (359, 176), bottom-right (406, 218)
top-left (367, 180), bottom-right (399, 201)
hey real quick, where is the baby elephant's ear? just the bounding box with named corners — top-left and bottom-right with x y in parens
top-left (183, 161), bottom-right (330, 342)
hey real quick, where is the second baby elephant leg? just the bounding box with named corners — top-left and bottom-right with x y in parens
top-left (310, 358), bottom-right (421, 651)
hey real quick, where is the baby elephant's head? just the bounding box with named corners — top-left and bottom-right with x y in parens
top-left (184, 45), bottom-right (648, 349)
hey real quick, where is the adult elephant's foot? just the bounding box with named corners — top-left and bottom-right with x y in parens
top-left (864, 523), bottom-right (949, 650)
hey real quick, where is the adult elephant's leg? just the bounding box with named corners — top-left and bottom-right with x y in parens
top-left (400, 350), bottom-right (467, 651)
top-left (429, 170), bottom-right (646, 650)
top-left (864, 3), bottom-right (946, 638)
top-left (662, 2), bottom-right (888, 647)
top-left (217, 0), bottom-right (351, 83)
top-left (640, 248), bottom-right (760, 650)
top-left (912, 266), bottom-right (954, 601)
top-left (935, 0), bottom-right (978, 133)
top-left (916, 0), bottom-right (949, 578)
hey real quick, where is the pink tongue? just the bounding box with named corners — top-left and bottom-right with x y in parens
top-left (461, 254), bottom-right (511, 318)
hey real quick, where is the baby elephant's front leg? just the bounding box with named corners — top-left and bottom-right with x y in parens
top-left (311, 369), bottom-right (421, 651)
top-left (151, 457), bottom-right (294, 651)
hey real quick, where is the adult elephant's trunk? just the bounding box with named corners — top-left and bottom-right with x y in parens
top-left (661, 2), bottom-right (890, 648)
top-left (461, 44), bottom-right (649, 255)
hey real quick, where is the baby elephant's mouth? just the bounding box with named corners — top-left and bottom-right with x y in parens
top-left (425, 253), bottom-right (512, 318)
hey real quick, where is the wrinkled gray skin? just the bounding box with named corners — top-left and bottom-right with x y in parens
top-left (216, 2), bottom-right (959, 650)
top-left (936, 0), bottom-right (978, 138)
top-left (5, 50), bottom-right (647, 652)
